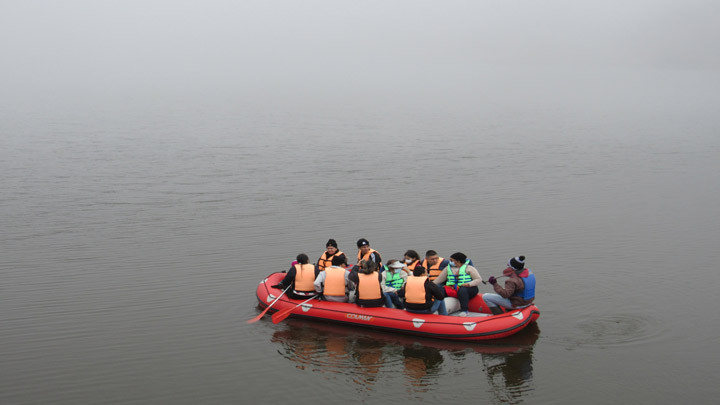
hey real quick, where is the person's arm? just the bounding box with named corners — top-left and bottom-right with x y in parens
top-left (313, 271), bottom-right (325, 293)
top-left (428, 280), bottom-right (446, 300)
top-left (433, 268), bottom-right (448, 285)
top-left (463, 266), bottom-right (484, 287)
top-left (397, 285), bottom-right (406, 298)
top-left (348, 271), bottom-right (358, 286)
top-left (273, 266), bottom-right (296, 288)
top-left (494, 278), bottom-right (518, 298)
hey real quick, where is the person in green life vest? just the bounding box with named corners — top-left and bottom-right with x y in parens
top-left (381, 260), bottom-right (408, 309)
top-left (432, 252), bottom-right (483, 316)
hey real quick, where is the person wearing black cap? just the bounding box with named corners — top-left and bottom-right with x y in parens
top-left (317, 239), bottom-right (346, 272)
top-left (483, 256), bottom-right (536, 315)
top-left (356, 238), bottom-right (382, 268)
top-left (432, 252), bottom-right (483, 316)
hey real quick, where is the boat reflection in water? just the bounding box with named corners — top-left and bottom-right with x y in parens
top-left (270, 319), bottom-right (539, 400)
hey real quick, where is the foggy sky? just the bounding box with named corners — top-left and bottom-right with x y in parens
top-left (1, 0), bottom-right (718, 99)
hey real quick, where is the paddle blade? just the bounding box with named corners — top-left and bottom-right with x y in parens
top-left (246, 307), bottom-right (269, 324)
top-left (271, 307), bottom-right (293, 324)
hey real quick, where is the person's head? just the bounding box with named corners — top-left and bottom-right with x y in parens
top-left (331, 254), bottom-right (346, 267)
top-left (413, 265), bottom-right (427, 277)
top-left (387, 260), bottom-right (404, 272)
top-left (508, 255), bottom-right (526, 272)
top-left (326, 239), bottom-right (338, 255)
top-left (449, 252), bottom-right (467, 267)
top-left (359, 259), bottom-right (377, 274)
top-left (425, 250), bottom-right (439, 266)
top-left (357, 238), bottom-right (371, 254)
top-left (296, 253), bottom-right (309, 265)
top-left (403, 250), bottom-right (420, 264)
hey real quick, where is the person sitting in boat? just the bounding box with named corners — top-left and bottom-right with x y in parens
top-left (271, 253), bottom-right (319, 300)
top-left (316, 239), bottom-right (346, 272)
top-left (402, 250), bottom-right (422, 275)
top-left (483, 256), bottom-right (536, 315)
top-left (399, 266), bottom-right (448, 315)
top-left (381, 260), bottom-right (408, 309)
top-left (422, 250), bottom-right (450, 282)
top-left (433, 252), bottom-right (483, 317)
top-left (348, 259), bottom-right (385, 308)
top-left (356, 238), bottom-right (382, 269)
top-left (314, 255), bottom-right (353, 302)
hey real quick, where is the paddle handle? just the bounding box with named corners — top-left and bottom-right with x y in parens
top-left (482, 275), bottom-right (508, 285)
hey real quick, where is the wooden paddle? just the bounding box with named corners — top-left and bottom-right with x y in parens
top-left (246, 285), bottom-right (291, 324)
top-left (271, 295), bottom-right (318, 324)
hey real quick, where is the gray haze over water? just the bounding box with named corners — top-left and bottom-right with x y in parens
top-left (2, 1), bottom-right (720, 403)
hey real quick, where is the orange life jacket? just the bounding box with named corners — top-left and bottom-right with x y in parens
top-left (422, 257), bottom-right (445, 281)
top-left (357, 248), bottom-right (378, 265)
top-left (406, 260), bottom-right (419, 272)
top-left (323, 266), bottom-right (347, 297)
top-left (358, 272), bottom-right (382, 300)
top-left (405, 276), bottom-right (428, 304)
top-left (294, 263), bottom-right (315, 292)
top-left (318, 250), bottom-right (345, 271)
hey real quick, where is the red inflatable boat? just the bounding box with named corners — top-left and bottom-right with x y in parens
top-left (254, 272), bottom-right (540, 341)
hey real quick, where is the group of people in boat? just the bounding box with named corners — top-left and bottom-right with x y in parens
top-left (271, 238), bottom-right (535, 317)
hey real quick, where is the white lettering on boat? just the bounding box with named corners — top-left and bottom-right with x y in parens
top-left (412, 319), bottom-right (425, 328)
top-left (346, 313), bottom-right (373, 321)
top-left (301, 303), bottom-right (313, 312)
top-left (266, 294), bottom-right (276, 302)
top-left (512, 311), bottom-right (524, 320)
top-left (463, 322), bottom-right (477, 331)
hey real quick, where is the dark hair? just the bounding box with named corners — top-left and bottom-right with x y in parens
top-left (359, 260), bottom-right (377, 274)
top-left (450, 252), bottom-right (467, 264)
top-left (326, 239), bottom-right (338, 248)
top-left (331, 254), bottom-right (346, 267)
top-left (404, 250), bottom-right (420, 261)
top-left (425, 250), bottom-right (438, 257)
top-left (296, 253), bottom-right (309, 265)
top-left (413, 265), bottom-right (427, 277)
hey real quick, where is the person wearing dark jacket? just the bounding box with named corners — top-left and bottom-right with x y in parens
top-left (356, 238), bottom-right (382, 268)
top-left (272, 253), bottom-right (319, 300)
top-left (348, 260), bottom-right (385, 307)
top-left (398, 266), bottom-right (448, 315)
top-left (316, 239), bottom-right (346, 272)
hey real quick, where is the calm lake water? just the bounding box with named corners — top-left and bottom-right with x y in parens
top-left (2, 68), bottom-right (719, 404)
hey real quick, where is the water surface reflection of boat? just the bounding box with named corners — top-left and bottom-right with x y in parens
top-left (271, 319), bottom-right (540, 400)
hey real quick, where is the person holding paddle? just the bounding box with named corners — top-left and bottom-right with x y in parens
top-left (483, 256), bottom-right (536, 315)
top-left (272, 253), bottom-right (319, 300)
